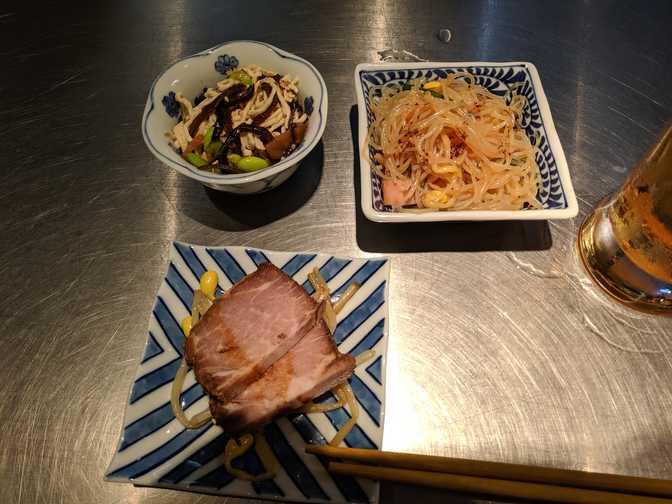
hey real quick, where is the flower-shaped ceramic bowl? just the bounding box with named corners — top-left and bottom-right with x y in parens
top-left (143, 40), bottom-right (328, 194)
top-left (355, 61), bottom-right (578, 222)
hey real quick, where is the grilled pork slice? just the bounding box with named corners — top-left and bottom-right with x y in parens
top-left (185, 262), bottom-right (320, 403)
top-left (211, 319), bottom-right (355, 431)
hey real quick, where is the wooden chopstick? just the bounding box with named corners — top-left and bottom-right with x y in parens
top-left (306, 445), bottom-right (672, 500)
top-left (328, 462), bottom-right (672, 504)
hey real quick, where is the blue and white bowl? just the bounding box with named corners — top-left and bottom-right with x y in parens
top-left (143, 41), bottom-right (328, 194)
top-left (354, 62), bottom-right (578, 222)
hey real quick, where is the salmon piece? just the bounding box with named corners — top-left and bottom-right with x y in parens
top-left (382, 178), bottom-right (414, 206)
top-left (185, 263), bottom-right (321, 403)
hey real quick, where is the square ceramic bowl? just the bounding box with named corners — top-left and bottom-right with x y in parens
top-left (354, 62), bottom-right (578, 222)
top-left (143, 40), bottom-right (327, 194)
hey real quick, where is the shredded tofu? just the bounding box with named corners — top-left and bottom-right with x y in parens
top-left (230, 78), bottom-right (289, 133)
top-left (216, 78), bottom-right (238, 92)
top-left (196, 115), bottom-right (214, 138)
top-left (240, 131), bottom-right (265, 156)
top-left (175, 93), bottom-right (193, 119)
top-left (255, 78), bottom-right (291, 131)
top-left (171, 122), bottom-right (192, 152)
top-left (260, 107), bottom-right (284, 131)
top-left (293, 111), bottom-right (308, 123)
top-left (230, 109), bottom-right (247, 129)
top-left (279, 75), bottom-right (300, 103)
top-left (244, 80), bottom-right (275, 118)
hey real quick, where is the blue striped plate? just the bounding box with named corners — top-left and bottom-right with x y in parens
top-left (106, 242), bottom-right (390, 504)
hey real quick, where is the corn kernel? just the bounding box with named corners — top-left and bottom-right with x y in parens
top-left (181, 316), bottom-right (193, 337)
top-left (200, 271), bottom-right (218, 300)
top-left (423, 81), bottom-right (442, 90)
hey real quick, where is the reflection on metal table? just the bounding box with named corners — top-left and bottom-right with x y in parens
top-left (1, 1), bottom-right (671, 503)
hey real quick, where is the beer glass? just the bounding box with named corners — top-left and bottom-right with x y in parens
top-left (578, 124), bottom-right (672, 315)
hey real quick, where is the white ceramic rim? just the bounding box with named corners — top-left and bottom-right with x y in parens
top-left (142, 40), bottom-right (328, 185)
top-left (354, 61), bottom-right (579, 222)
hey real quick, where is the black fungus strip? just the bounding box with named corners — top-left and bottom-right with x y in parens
top-left (236, 124), bottom-right (274, 143)
top-left (187, 94), bottom-right (224, 136)
top-left (211, 84), bottom-right (254, 140)
top-left (252, 97), bottom-right (279, 126)
top-left (224, 84), bottom-right (253, 105)
top-left (214, 124), bottom-right (274, 162)
top-left (187, 84), bottom-right (251, 136)
top-left (212, 102), bottom-right (231, 141)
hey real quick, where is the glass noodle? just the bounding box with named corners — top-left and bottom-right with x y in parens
top-left (366, 72), bottom-right (542, 211)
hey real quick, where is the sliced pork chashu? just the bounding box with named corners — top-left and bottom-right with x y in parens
top-left (185, 263), bottom-right (321, 403)
top-left (210, 318), bottom-right (355, 431)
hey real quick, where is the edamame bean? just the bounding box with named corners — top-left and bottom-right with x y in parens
top-left (236, 156), bottom-right (269, 172)
top-left (185, 152), bottom-right (208, 168)
top-left (226, 152), bottom-right (242, 166)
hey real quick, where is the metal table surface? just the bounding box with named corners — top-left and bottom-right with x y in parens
top-left (1, 1), bottom-right (671, 503)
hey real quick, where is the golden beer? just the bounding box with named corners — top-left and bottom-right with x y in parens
top-left (578, 124), bottom-right (672, 315)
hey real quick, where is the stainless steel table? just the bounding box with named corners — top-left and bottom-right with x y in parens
top-left (1, 1), bottom-right (671, 503)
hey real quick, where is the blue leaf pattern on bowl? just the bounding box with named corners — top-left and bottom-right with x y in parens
top-left (359, 65), bottom-right (568, 212)
top-left (161, 91), bottom-right (180, 119)
top-left (214, 54), bottom-right (239, 74)
top-left (304, 96), bottom-right (314, 115)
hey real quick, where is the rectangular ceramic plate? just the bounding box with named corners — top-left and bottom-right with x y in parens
top-left (354, 61), bottom-right (579, 222)
top-left (106, 242), bottom-right (390, 504)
